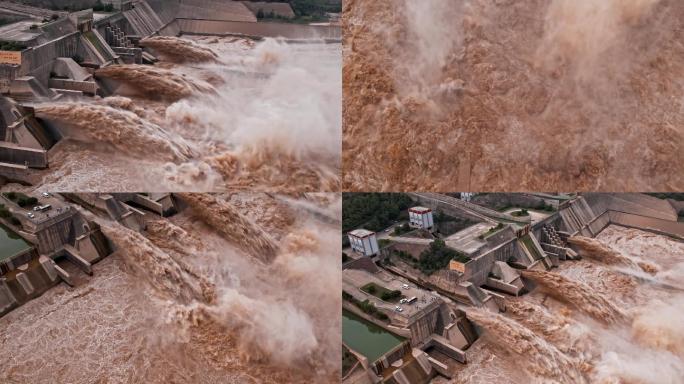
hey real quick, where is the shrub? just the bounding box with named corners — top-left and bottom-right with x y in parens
top-left (10, 217), bottom-right (20, 226)
top-left (418, 239), bottom-right (470, 275)
top-left (380, 290), bottom-right (401, 301)
top-left (0, 41), bottom-right (26, 51)
top-left (393, 223), bottom-right (410, 236)
top-left (16, 196), bottom-right (37, 207)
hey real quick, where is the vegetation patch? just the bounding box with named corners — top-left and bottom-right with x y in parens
top-left (343, 291), bottom-right (389, 321)
top-left (0, 41), bottom-right (27, 51)
top-left (0, 204), bottom-right (23, 229)
top-left (361, 282), bottom-right (403, 303)
top-left (478, 223), bottom-right (505, 239)
top-left (511, 209), bottom-right (529, 217)
top-left (0, 204), bottom-right (11, 218)
top-left (343, 193), bottom-right (412, 232)
top-left (392, 223), bottom-right (411, 236)
top-left (395, 249), bottom-right (418, 264)
top-left (418, 239), bottom-right (470, 275)
top-left (3, 193), bottom-right (38, 208)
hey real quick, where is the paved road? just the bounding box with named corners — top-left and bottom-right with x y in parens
top-left (445, 223), bottom-right (490, 254)
top-left (0, 20), bottom-right (41, 42)
top-left (0, 1), bottom-right (66, 18)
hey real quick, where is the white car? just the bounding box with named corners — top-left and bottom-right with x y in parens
top-left (399, 298), bottom-right (408, 304)
top-left (41, 192), bottom-right (50, 197)
top-left (402, 284), bottom-right (410, 290)
top-left (27, 212), bottom-right (35, 218)
top-left (394, 306), bottom-right (403, 312)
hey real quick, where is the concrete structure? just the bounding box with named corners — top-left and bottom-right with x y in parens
top-left (345, 193), bottom-right (684, 384)
top-left (409, 206), bottom-right (433, 230)
top-left (0, 192), bottom-right (113, 317)
top-left (0, 0), bottom-right (341, 173)
top-left (349, 229), bottom-right (379, 257)
top-left (343, 264), bottom-right (475, 382)
top-left (416, 193), bottom-right (684, 294)
top-left (0, 195), bottom-right (111, 316)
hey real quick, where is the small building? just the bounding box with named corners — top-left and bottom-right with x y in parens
top-left (409, 207), bottom-right (434, 229)
top-left (348, 229), bottom-right (379, 257)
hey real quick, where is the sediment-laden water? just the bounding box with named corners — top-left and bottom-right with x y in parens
top-left (0, 193), bottom-right (341, 383)
top-left (35, 103), bottom-right (194, 162)
top-left (95, 64), bottom-right (216, 101)
top-left (140, 35), bottom-right (219, 63)
top-left (454, 225), bottom-right (684, 383)
top-left (26, 35), bottom-right (340, 192)
top-left (342, 0), bottom-right (684, 191)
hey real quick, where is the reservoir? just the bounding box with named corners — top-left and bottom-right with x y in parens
top-left (342, 308), bottom-right (405, 363)
top-left (0, 223), bottom-right (30, 262)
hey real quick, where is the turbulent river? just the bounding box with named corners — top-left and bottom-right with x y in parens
top-left (27, 36), bottom-right (341, 193)
top-left (342, 0), bottom-right (684, 191)
top-left (438, 225), bottom-right (684, 384)
top-left (0, 193), bottom-right (341, 383)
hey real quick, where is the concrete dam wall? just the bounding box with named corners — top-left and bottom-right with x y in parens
top-left (176, 19), bottom-right (341, 40)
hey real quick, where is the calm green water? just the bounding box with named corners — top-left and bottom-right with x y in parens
top-left (342, 309), bottom-right (404, 363)
top-left (0, 223), bottom-right (30, 262)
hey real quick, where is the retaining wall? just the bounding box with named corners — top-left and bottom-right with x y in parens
top-left (609, 211), bottom-right (684, 240)
top-left (0, 248), bottom-right (37, 274)
top-left (462, 240), bottom-right (520, 286)
top-left (176, 19), bottom-right (341, 40)
top-left (19, 32), bottom-right (83, 84)
top-left (0, 142), bottom-right (47, 167)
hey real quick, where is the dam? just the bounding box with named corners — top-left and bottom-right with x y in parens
top-left (0, 192), bottom-right (342, 383)
top-left (0, 0), bottom-right (341, 191)
top-left (342, 192), bottom-right (684, 383)
top-left (0, 192), bottom-right (113, 317)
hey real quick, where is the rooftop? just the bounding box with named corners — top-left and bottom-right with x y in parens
top-left (409, 206), bottom-right (431, 214)
top-left (349, 228), bottom-right (375, 238)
